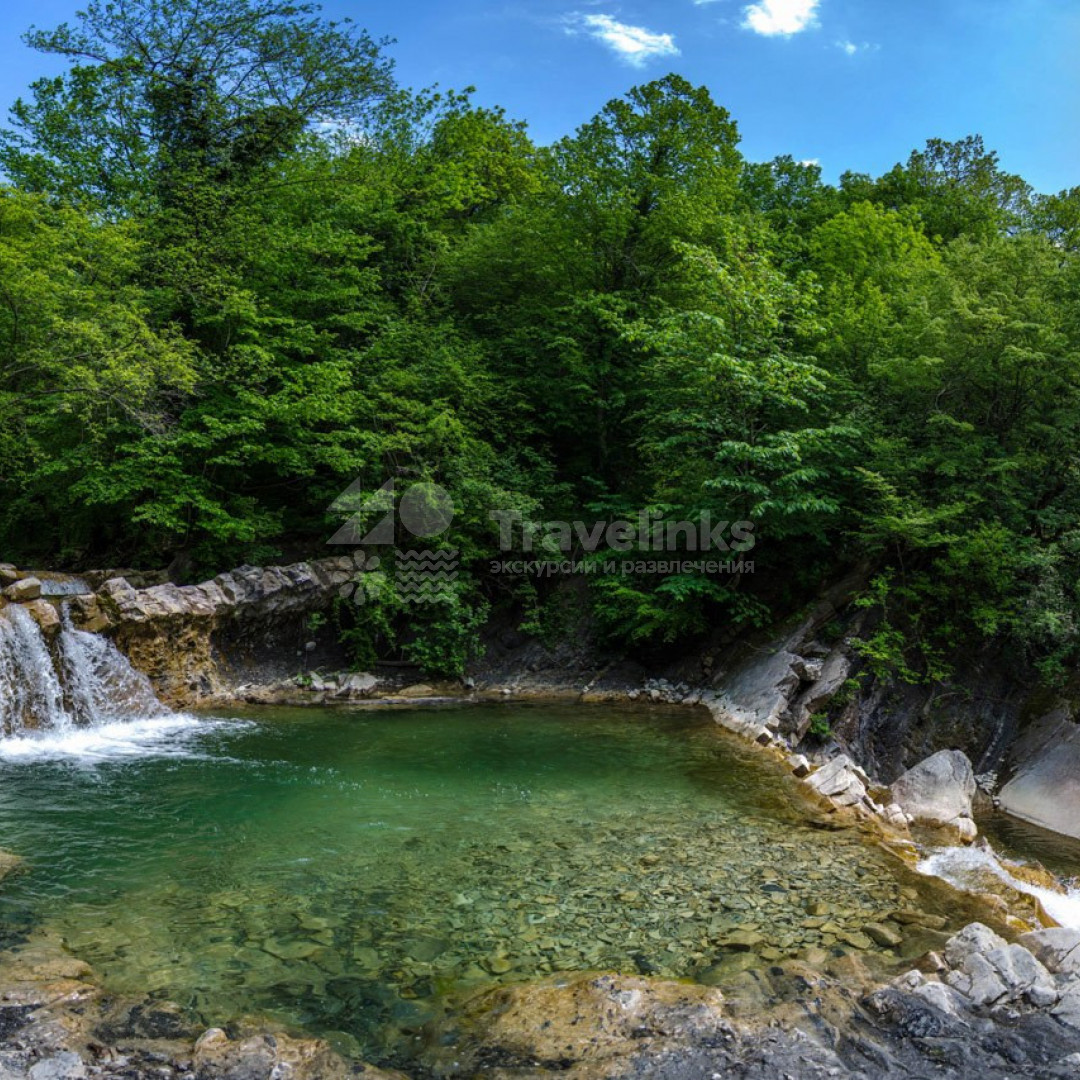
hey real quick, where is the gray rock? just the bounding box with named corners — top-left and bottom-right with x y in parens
top-left (945, 923), bottom-right (1008, 968)
top-left (999, 713), bottom-right (1080, 843)
top-left (338, 672), bottom-right (377, 696)
top-left (707, 648), bottom-right (801, 736)
top-left (985, 943), bottom-right (1059, 1007)
top-left (791, 647), bottom-right (854, 738)
top-left (911, 979), bottom-right (971, 1020)
top-left (1018, 927), bottom-right (1080, 976)
top-left (891, 750), bottom-right (977, 840)
top-left (946, 952), bottom-right (1008, 1006)
top-left (28, 1054), bottom-right (86, 1080)
top-left (1054, 984), bottom-right (1080, 1029)
top-left (805, 755), bottom-right (867, 806)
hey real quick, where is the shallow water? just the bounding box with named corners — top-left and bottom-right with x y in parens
top-left (979, 809), bottom-right (1080, 885)
top-left (0, 703), bottom-right (969, 1060)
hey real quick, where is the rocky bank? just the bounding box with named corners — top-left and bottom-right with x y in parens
top-left (5, 916), bottom-right (1080, 1079)
top-left (4, 559), bottom-right (1080, 1077)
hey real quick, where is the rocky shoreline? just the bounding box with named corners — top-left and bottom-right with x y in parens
top-left (3, 911), bottom-right (1080, 1079)
top-left (4, 559), bottom-right (1080, 1076)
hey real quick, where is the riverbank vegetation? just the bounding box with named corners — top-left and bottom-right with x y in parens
top-left (3, 0), bottom-right (1080, 680)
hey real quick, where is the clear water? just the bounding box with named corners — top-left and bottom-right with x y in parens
top-left (0, 704), bottom-right (972, 1062)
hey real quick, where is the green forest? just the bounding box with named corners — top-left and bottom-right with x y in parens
top-left (3, 0), bottom-right (1080, 681)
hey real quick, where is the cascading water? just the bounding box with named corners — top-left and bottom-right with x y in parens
top-left (59, 609), bottom-right (166, 726)
top-left (0, 603), bottom-right (199, 760)
top-left (918, 844), bottom-right (1080, 929)
top-left (0, 604), bottom-right (72, 735)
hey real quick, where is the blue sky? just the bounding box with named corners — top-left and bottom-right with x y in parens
top-left (0, 0), bottom-right (1077, 193)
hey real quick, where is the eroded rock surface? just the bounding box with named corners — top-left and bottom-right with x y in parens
top-left (65, 558), bottom-right (367, 706)
top-left (891, 749), bottom-right (979, 841)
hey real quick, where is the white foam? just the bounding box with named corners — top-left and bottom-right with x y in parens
top-left (918, 845), bottom-right (1080, 929)
top-left (0, 714), bottom-right (237, 763)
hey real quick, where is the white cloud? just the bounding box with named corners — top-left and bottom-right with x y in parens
top-left (566, 13), bottom-right (680, 66)
top-left (742, 0), bottom-right (819, 36)
top-left (836, 39), bottom-right (876, 56)
top-left (800, 158), bottom-right (820, 167)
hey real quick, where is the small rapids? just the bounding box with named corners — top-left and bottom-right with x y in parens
top-left (0, 603), bottom-right (213, 761)
top-left (917, 844), bottom-right (1080, 929)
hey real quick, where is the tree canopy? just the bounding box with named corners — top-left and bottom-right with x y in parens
top-left (3, 0), bottom-right (1080, 680)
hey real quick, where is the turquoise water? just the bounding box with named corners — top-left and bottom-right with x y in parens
top-left (0, 703), bottom-right (959, 1061)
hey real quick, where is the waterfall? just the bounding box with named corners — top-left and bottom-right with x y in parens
top-left (0, 604), bottom-right (71, 735)
top-left (60, 610), bottom-right (166, 725)
top-left (0, 603), bottom-right (167, 738)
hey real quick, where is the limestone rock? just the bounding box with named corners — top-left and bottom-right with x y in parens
top-left (945, 923), bottom-right (1007, 968)
top-left (942, 924), bottom-right (1059, 1010)
top-left (398, 683), bottom-right (436, 698)
top-left (890, 750), bottom-right (977, 841)
top-left (4, 577), bottom-right (42, 602)
top-left (999, 712), bottom-right (1080, 843)
top-left (1018, 927), bottom-right (1080, 976)
top-left (984, 942), bottom-right (1059, 1007)
top-left (805, 755), bottom-right (867, 807)
top-left (337, 672), bottom-right (377, 697)
top-left (192, 1027), bottom-right (362, 1080)
top-left (911, 979), bottom-right (971, 1020)
top-left (1054, 984), bottom-right (1080, 1029)
top-left (28, 1053), bottom-right (86, 1080)
top-left (23, 600), bottom-right (59, 635)
top-left (707, 648), bottom-right (801, 736)
top-left (946, 952), bottom-right (1008, 1006)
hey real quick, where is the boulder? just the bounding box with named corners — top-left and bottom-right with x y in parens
top-left (1017, 928), bottom-right (1080, 976)
top-left (983, 942), bottom-right (1059, 1007)
top-left (890, 750), bottom-right (977, 841)
top-left (4, 577), bottom-right (42, 602)
top-left (945, 952), bottom-right (1009, 1006)
top-left (337, 672), bottom-right (377, 697)
top-left (805, 755), bottom-right (867, 807)
top-left (944, 923), bottom-right (1007, 968)
top-left (707, 648), bottom-right (801, 736)
top-left (999, 714), bottom-right (1080, 842)
top-left (23, 599), bottom-right (60, 634)
top-left (942, 924), bottom-right (1059, 1009)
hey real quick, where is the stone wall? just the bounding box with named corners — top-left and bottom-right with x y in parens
top-left (58, 558), bottom-right (366, 706)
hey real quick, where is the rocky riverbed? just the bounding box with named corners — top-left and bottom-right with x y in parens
top-left (4, 916), bottom-right (1080, 1079)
